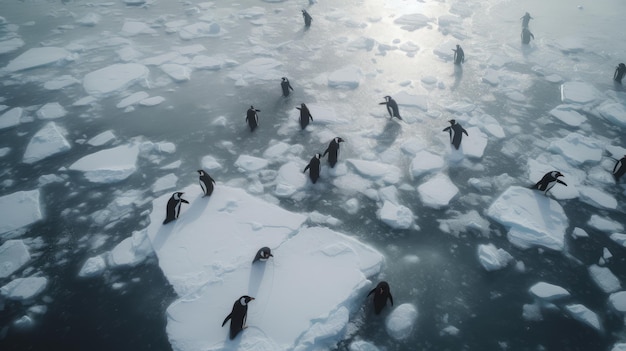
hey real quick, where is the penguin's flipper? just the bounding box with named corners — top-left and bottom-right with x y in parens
top-left (303, 164), bottom-right (310, 173)
top-left (181, 199), bottom-right (190, 204)
top-left (367, 288), bottom-right (376, 297)
top-left (222, 313), bottom-right (232, 327)
top-left (389, 293), bottom-right (394, 306)
top-left (557, 180), bottom-right (568, 186)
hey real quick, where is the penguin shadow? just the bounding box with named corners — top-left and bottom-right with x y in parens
top-left (450, 65), bottom-right (463, 91)
top-left (151, 220), bottom-right (177, 253)
top-left (247, 261), bottom-right (268, 298)
top-left (176, 194), bottom-right (212, 229)
top-left (375, 119), bottom-right (402, 152)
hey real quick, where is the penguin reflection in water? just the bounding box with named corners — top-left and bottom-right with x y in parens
top-left (531, 171), bottom-right (567, 195)
top-left (379, 96), bottom-right (402, 120)
top-left (197, 170), bottom-right (215, 197)
top-left (296, 103), bottom-right (313, 130)
top-left (323, 137), bottom-right (344, 168)
top-left (246, 106), bottom-right (260, 132)
top-left (252, 247), bottom-right (273, 263)
top-left (367, 281), bottom-right (394, 315)
top-left (281, 77), bottom-right (294, 97)
top-left (163, 192), bottom-right (189, 225)
top-left (303, 153), bottom-right (322, 183)
top-left (222, 296), bottom-right (255, 340)
top-left (442, 119), bottom-right (468, 150)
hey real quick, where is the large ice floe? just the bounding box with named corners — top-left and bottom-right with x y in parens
top-left (83, 63), bottom-right (149, 97)
top-left (144, 184), bottom-right (384, 351)
top-left (3, 47), bottom-right (72, 72)
top-left (487, 186), bottom-right (568, 251)
top-left (0, 190), bottom-right (43, 236)
top-left (69, 143), bottom-right (140, 183)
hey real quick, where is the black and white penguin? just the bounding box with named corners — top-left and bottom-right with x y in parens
top-left (197, 170), bottom-right (216, 197)
top-left (322, 137), bottom-right (344, 168)
top-left (442, 119), bottom-right (469, 150)
top-left (453, 44), bottom-right (465, 65)
top-left (367, 281), bottom-right (393, 315)
top-left (222, 295), bottom-right (255, 340)
top-left (281, 77), bottom-right (294, 97)
top-left (246, 106), bottom-right (260, 132)
top-left (613, 155), bottom-right (626, 182)
top-left (615, 63), bottom-right (626, 84)
top-left (303, 153), bottom-right (322, 183)
top-left (302, 10), bottom-right (312, 27)
top-left (379, 96), bottom-right (402, 120)
top-left (531, 171), bottom-right (568, 195)
top-left (163, 192), bottom-right (189, 225)
top-left (296, 103), bottom-right (313, 130)
top-left (520, 12), bottom-right (533, 28)
top-left (252, 247), bottom-right (273, 264)
top-left (521, 27), bottom-right (534, 44)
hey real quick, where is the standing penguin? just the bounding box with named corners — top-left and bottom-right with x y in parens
top-left (281, 77), bottom-right (294, 97)
top-left (531, 171), bottom-right (568, 195)
top-left (521, 28), bottom-right (534, 44)
top-left (246, 106), bottom-right (260, 132)
top-left (452, 44), bottom-right (465, 65)
top-left (252, 247), bottom-right (273, 263)
top-left (303, 153), bottom-right (322, 183)
top-left (222, 296), bottom-right (255, 340)
top-left (614, 63), bottom-right (626, 84)
top-left (442, 119), bottom-right (469, 150)
top-left (163, 192), bottom-right (189, 225)
top-left (296, 103), bottom-right (313, 129)
top-left (367, 281), bottom-right (393, 315)
top-left (302, 10), bottom-right (312, 27)
top-left (379, 96), bottom-right (402, 120)
top-left (197, 170), bottom-right (216, 197)
top-left (322, 137), bottom-right (344, 168)
top-left (613, 155), bottom-right (626, 182)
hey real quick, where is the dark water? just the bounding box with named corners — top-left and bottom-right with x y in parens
top-left (1, 0), bottom-right (626, 350)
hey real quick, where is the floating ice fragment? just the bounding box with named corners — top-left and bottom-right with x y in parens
top-left (0, 107), bottom-right (23, 130)
top-left (529, 282), bottom-right (570, 301)
top-left (477, 244), bottom-right (513, 271)
top-left (22, 122), bottom-right (71, 164)
top-left (83, 63), bottom-right (149, 97)
top-left (588, 215), bottom-right (624, 233)
top-left (122, 21), bottom-right (157, 36)
top-left (578, 186), bottom-right (617, 210)
top-left (385, 303), bottom-right (418, 340)
top-left (0, 277), bottom-right (48, 300)
top-left (564, 304), bottom-right (602, 332)
top-left (179, 22), bottom-right (222, 40)
top-left (87, 130), bottom-right (116, 146)
top-left (139, 96), bottom-right (165, 106)
top-left (152, 174), bottom-right (178, 193)
top-left (274, 162), bottom-right (307, 198)
top-left (0, 240), bottom-right (30, 278)
top-left (377, 201), bottom-right (414, 229)
top-left (548, 132), bottom-right (603, 166)
top-left (201, 155), bottom-right (222, 171)
top-left (588, 264), bottom-right (621, 293)
top-left (0, 190), bottom-right (43, 235)
top-left (76, 13), bottom-right (101, 26)
top-left (117, 91), bottom-right (149, 108)
top-left (109, 230), bottom-right (153, 267)
top-left (0, 38), bottom-right (25, 55)
top-left (410, 150), bottom-right (444, 178)
top-left (417, 173), bottom-right (459, 208)
top-left (69, 143), bottom-right (140, 183)
top-left (560, 82), bottom-right (602, 105)
top-left (549, 105), bottom-right (586, 127)
top-left (36, 103), bottom-right (66, 119)
top-left (393, 14), bottom-right (430, 31)
top-left (4, 47), bottom-right (72, 72)
top-left (597, 102), bottom-right (626, 127)
top-left (328, 65), bottom-right (363, 89)
top-left (161, 63), bottom-right (191, 82)
top-left (347, 159), bottom-right (401, 184)
top-left (234, 155), bottom-right (269, 172)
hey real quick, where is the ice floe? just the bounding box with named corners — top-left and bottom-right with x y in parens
top-left (234, 155), bottom-right (269, 172)
top-left (477, 244), bottom-right (513, 271)
top-left (609, 291), bottom-right (626, 314)
top-left (179, 22), bottom-right (223, 40)
top-left (69, 143), bottom-right (140, 183)
top-left (0, 240), bottom-right (30, 278)
top-left (588, 264), bottom-right (621, 294)
top-left (549, 105), bottom-right (587, 127)
top-left (328, 65), bottom-right (363, 89)
top-left (36, 102), bottom-right (67, 119)
top-left (87, 130), bottom-right (116, 146)
top-left (0, 190), bottom-right (43, 236)
top-left (0, 107), bottom-right (23, 130)
top-left (22, 122), bottom-right (71, 164)
top-left (560, 82), bottom-right (602, 105)
top-left (417, 173), bottom-right (459, 208)
top-left (393, 14), bottom-right (430, 31)
top-left (83, 63), bottom-right (149, 97)
top-left (377, 201), bottom-right (414, 229)
top-left (385, 303), bottom-right (418, 340)
top-left (597, 102), bottom-right (626, 128)
top-left (410, 150), bottom-right (444, 178)
top-left (548, 132), bottom-right (603, 166)
top-left (117, 91), bottom-right (149, 109)
top-left (588, 215), bottom-right (624, 233)
top-left (0, 38), bottom-right (24, 55)
top-left (529, 282), bottom-right (570, 301)
top-left (564, 304), bottom-right (601, 332)
top-left (0, 277), bottom-right (48, 300)
top-left (347, 159), bottom-right (401, 184)
top-left (4, 47), bottom-right (72, 72)
top-left (578, 186), bottom-right (617, 210)
top-left (487, 186), bottom-right (568, 251)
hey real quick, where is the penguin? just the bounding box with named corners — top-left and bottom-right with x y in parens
top-left (613, 155), bottom-right (626, 182)
top-left (452, 44), bottom-right (465, 65)
top-left (302, 10), bottom-right (312, 27)
top-left (246, 106), bottom-right (260, 132)
top-left (614, 63), bottom-right (626, 84)
top-left (281, 77), bottom-right (294, 97)
top-left (442, 119), bottom-right (469, 150)
top-left (367, 281), bottom-right (393, 315)
top-left (520, 12), bottom-right (533, 28)
top-left (531, 171), bottom-right (568, 195)
top-left (379, 96), bottom-right (402, 120)
top-left (222, 295), bottom-right (255, 340)
top-left (252, 247), bottom-right (273, 264)
top-left (303, 153), bottom-right (321, 183)
top-left (296, 103), bottom-right (313, 129)
top-left (163, 192), bottom-right (189, 225)
top-left (521, 27), bottom-right (534, 45)
top-left (322, 137), bottom-right (344, 168)
top-left (197, 169), bottom-right (216, 197)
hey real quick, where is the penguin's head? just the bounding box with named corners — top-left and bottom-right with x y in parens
top-left (239, 296), bottom-right (255, 305)
top-left (335, 137), bottom-right (344, 143)
top-left (555, 171), bottom-right (564, 178)
top-left (301, 103), bottom-right (306, 108)
top-left (315, 153), bottom-right (321, 159)
top-left (282, 77), bottom-right (287, 81)
top-left (620, 63), bottom-right (626, 68)
top-left (456, 44), bottom-right (460, 48)
top-left (173, 192), bottom-right (184, 200)
top-left (384, 95), bottom-right (391, 101)
top-left (197, 170), bottom-right (205, 175)
top-left (448, 119), bottom-right (456, 125)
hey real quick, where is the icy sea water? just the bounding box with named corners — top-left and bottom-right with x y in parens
top-left (0, 0), bottom-right (625, 350)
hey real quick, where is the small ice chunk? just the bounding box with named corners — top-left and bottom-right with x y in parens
top-left (578, 186), bottom-right (617, 210)
top-left (477, 244), bottom-right (513, 271)
top-left (76, 13), bottom-right (101, 26)
top-left (571, 227), bottom-right (589, 238)
top-left (69, 143), bottom-right (140, 183)
top-left (174, 44), bottom-right (206, 56)
top-left (597, 102), bottom-right (626, 128)
top-left (349, 340), bottom-right (380, 351)
top-left (22, 122), bottom-right (71, 164)
top-left (109, 230), bottom-right (153, 267)
top-left (588, 215), bottom-right (624, 233)
top-left (83, 63), bottom-right (149, 97)
top-left (141, 52), bottom-right (181, 66)
top-left (4, 47), bottom-right (72, 72)
top-left (612, 344), bottom-right (626, 351)
top-left (78, 255), bottom-right (107, 277)
top-left (87, 130), bottom-right (116, 146)
top-left (274, 162), bottom-right (307, 198)
top-left (564, 304), bottom-right (601, 332)
top-left (0, 240), bottom-right (30, 278)
top-left (609, 233), bottom-right (626, 248)
top-left (487, 186), bottom-right (568, 251)
top-left (560, 82), bottom-right (602, 105)
top-left (0, 277), bottom-right (48, 300)
top-left (201, 155), bottom-right (222, 171)
top-left (393, 13), bottom-right (430, 31)
top-left (122, 21), bottom-right (157, 36)
top-left (139, 96), bottom-right (165, 106)
top-left (0, 190), bottom-right (43, 235)
top-left (385, 303), bottom-right (418, 340)
top-left (529, 282), bottom-right (570, 301)
top-left (609, 291), bottom-right (626, 314)
top-left (117, 91), bottom-right (150, 108)
top-left (234, 155), bottom-right (268, 172)
top-left (43, 75), bottom-right (80, 90)
top-left (179, 22), bottom-right (222, 40)
top-left (522, 303), bottom-right (543, 321)
top-left (461, 127), bottom-right (488, 159)
top-left (548, 132), bottom-right (603, 166)
top-left (0, 107), bottom-right (23, 130)
top-left (152, 174), bottom-right (178, 193)
top-left (417, 173), bottom-right (459, 208)
top-left (549, 105), bottom-right (586, 127)
top-left (410, 151), bottom-right (444, 178)
top-left (13, 315), bottom-right (34, 329)
top-left (0, 38), bottom-right (25, 55)
top-left (36, 103), bottom-right (67, 119)
top-left (377, 201), bottom-right (414, 229)
top-left (588, 264), bottom-right (621, 293)
top-left (347, 159), bottom-right (401, 184)
top-left (328, 65), bottom-right (363, 89)
top-left (190, 55), bottom-right (225, 70)
top-left (161, 63), bottom-right (191, 82)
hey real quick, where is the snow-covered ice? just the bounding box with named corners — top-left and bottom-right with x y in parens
top-left (487, 186), bottom-right (568, 251)
top-left (234, 155), bottom-right (269, 172)
top-left (22, 122), bottom-right (71, 164)
top-left (609, 291), bottom-right (626, 314)
top-left (377, 201), bottom-right (414, 229)
top-left (0, 107), bottom-right (23, 130)
top-left (560, 82), bottom-right (602, 105)
top-left (385, 303), bottom-right (418, 340)
top-left (548, 132), bottom-right (603, 166)
top-left (83, 63), bottom-right (149, 97)
top-left (417, 173), bottom-right (459, 208)
top-left (4, 47), bottom-right (72, 72)
top-left (588, 264), bottom-right (621, 294)
top-left (0, 277), bottom-right (48, 300)
top-left (529, 282), bottom-right (570, 301)
top-left (477, 244), bottom-right (513, 271)
top-left (117, 92), bottom-right (149, 109)
top-left (36, 103), bottom-right (67, 119)
top-left (410, 150), bottom-right (444, 178)
top-left (87, 130), bottom-right (116, 146)
top-left (0, 240), bottom-right (30, 278)
top-left (152, 174), bottom-right (178, 193)
top-left (328, 65), bottom-right (363, 89)
top-left (564, 304), bottom-right (602, 332)
top-left (69, 143), bottom-right (140, 183)
top-left (347, 159), bottom-right (401, 184)
top-left (0, 190), bottom-right (43, 236)
top-left (549, 105), bottom-right (586, 127)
